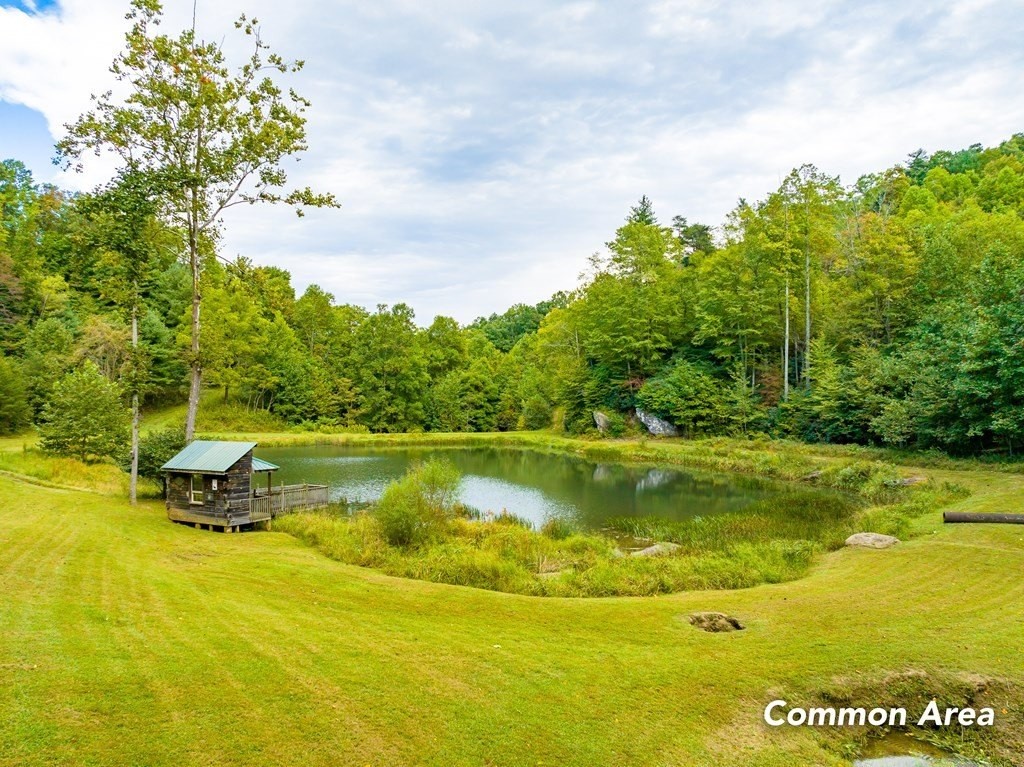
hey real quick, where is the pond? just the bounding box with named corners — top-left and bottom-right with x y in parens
top-left (852, 732), bottom-right (980, 766)
top-left (254, 444), bottom-right (835, 530)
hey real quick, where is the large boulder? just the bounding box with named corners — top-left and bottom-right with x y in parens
top-left (636, 409), bottom-right (680, 437)
top-left (631, 541), bottom-right (682, 558)
top-left (593, 411), bottom-right (611, 433)
top-left (689, 612), bottom-right (745, 633)
top-left (845, 532), bottom-right (900, 549)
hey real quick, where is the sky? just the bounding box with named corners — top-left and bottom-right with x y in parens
top-left (1, 0), bottom-right (1023, 324)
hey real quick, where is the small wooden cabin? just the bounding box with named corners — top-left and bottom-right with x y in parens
top-left (161, 440), bottom-right (329, 531)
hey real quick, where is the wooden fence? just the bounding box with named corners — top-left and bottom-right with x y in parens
top-left (250, 484), bottom-right (330, 522)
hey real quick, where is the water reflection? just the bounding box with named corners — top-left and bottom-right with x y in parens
top-left (255, 445), bottom-right (797, 529)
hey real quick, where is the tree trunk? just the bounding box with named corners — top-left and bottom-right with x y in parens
top-left (130, 305), bottom-right (139, 505)
top-left (184, 155), bottom-right (202, 442)
top-left (185, 232), bottom-right (202, 442)
top-left (804, 197), bottom-right (811, 388)
top-left (783, 277), bottom-right (790, 401)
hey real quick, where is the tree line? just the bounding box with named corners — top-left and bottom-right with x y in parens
top-left (3, 134), bottom-right (1024, 455)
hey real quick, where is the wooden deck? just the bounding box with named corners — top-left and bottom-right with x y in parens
top-left (167, 484), bottom-right (330, 530)
top-left (250, 484), bottom-right (330, 522)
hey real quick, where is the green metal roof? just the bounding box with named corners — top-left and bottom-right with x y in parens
top-left (160, 440), bottom-right (257, 474)
top-left (251, 456), bottom-right (279, 472)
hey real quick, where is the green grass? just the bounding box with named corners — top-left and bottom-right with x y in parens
top-left (2, 434), bottom-right (1023, 765)
top-left (0, 445), bottom-right (160, 497)
top-left (142, 392), bottom-right (289, 435)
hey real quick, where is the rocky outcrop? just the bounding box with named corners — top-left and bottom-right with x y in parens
top-left (689, 612), bottom-right (745, 632)
top-left (845, 532), bottom-right (900, 549)
top-left (635, 409), bottom-right (679, 437)
top-left (593, 411), bottom-right (611, 433)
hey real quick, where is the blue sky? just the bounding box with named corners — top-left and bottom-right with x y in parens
top-left (2, 0), bottom-right (1023, 323)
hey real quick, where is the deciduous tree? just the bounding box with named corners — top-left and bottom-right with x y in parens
top-left (57, 0), bottom-right (338, 442)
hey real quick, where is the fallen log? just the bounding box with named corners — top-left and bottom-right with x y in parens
top-left (943, 511), bottom-right (1024, 524)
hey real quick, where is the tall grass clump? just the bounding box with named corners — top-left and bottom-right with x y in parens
top-left (374, 459), bottom-right (460, 547)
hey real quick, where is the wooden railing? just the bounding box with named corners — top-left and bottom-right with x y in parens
top-left (250, 484), bottom-right (329, 521)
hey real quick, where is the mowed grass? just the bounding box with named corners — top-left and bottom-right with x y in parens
top-left (2, 446), bottom-right (1024, 766)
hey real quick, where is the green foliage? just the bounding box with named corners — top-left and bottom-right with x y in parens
top-left (38, 361), bottom-right (130, 461)
top-left (350, 304), bottom-right (429, 432)
top-left (636, 359), bottom-right (727, 436)
top-left (374, 459), bottom-right (461, 547)
top-left (130, 426), bottom-right (186, 480)
top-left (9, 132), bottom-right (1024, 457)
top-left (0, 354), bottom-right (30, 434)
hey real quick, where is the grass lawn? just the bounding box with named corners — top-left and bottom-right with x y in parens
top-left (1, 436), bottom-right (1023, 765)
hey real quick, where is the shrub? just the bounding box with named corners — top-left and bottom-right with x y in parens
top-left (39, 362), bottom-right (129, 461)
top-left (636, 359), bottom-right (728, 437)
top-left (520, 393), bottom-right (553, 431)
top-left (604, 412), bottom-right (626, 437)
top-left (374, 459), bottom-right (461, 547)
top-left (130, 426), bottom-right (187, 480)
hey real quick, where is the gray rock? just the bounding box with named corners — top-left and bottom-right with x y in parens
top-left (689, 612), bottom-right (745, 633)
top-left (845, 532), bottom-right (900, 549)
top-left (636, 409), bottom-right (680, 437)
top-left (631, 541), bottom-right (682, 558)
top-left (593, 411), bottom-right (611, 433)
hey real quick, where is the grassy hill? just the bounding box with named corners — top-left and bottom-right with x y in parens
top-left (1, 440), bottom-right (1022, 765)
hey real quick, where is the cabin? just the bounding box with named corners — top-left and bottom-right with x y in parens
top-left (160, 440), bottom-right (329, 531)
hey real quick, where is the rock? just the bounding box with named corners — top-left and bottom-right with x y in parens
top-left (802, 470), bottom-right (823, 481)
top-left (635, 409), bottom-right (680, 437)
top-left (593, 411), bottom-right (611, 433)
top-left (845, 532), bottom-right (900, 549)
top-left (689, 612), bottom-right (745, 633)
top-left (631, 541), bottom-right (682, 558)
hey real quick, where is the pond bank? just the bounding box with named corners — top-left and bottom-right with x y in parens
top-left (264, 438), bottom-right (964, 598)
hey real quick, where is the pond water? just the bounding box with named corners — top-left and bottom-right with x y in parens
top-left (852, 733), bottom-right (979, 766)
top-left (255, 445), bottom-right (821, 530)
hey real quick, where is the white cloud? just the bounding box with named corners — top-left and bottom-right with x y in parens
top-left (1, 0), bottom-right (1022, 323)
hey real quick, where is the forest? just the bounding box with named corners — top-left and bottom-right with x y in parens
top-left (2, 134), bottom-right (1024, 456)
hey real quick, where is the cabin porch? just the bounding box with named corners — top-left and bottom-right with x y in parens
top-left (166, 483), bottom-right (330, 530)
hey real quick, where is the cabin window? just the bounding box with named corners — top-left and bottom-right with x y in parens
top-left (190, 474), bottom-right (203, 505)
